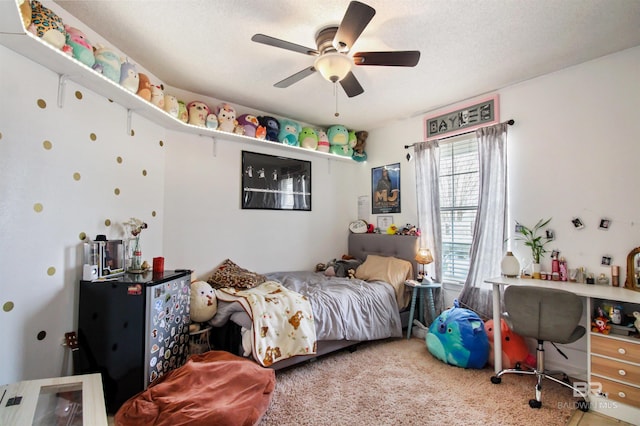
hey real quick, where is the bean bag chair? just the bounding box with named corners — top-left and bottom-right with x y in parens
top-left (115, 351), bottom-right (275, 426)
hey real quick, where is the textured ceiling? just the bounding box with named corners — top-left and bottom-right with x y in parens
top-left (55, 0), bottom-right (640, 131)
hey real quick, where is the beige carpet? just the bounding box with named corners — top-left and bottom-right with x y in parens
top-left (259, 338), bottom-right (579, 425)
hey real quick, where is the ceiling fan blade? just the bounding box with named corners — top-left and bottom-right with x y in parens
top-left (339, 71), bottom-right (364, 98)
top-left (274, 66), bottom-right (317, 88)
top-left (353, 51), bottom-right (421, 67)
top-left (251, 34), bottom-right (319, 56)
top-left (333, 1), bottom-right (376, 53)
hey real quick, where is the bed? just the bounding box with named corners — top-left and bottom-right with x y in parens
top-left (207, 233), bottom-right (419, 369)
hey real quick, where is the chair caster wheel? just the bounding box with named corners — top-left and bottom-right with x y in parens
top-left (577, 399), bottom-right (589, 412)
top-left (490, 376), bottom-right (501, 384)
top-left (529, 399), bottom-right (542, 409)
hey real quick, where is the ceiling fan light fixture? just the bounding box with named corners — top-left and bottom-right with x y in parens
top-left (314, 53), bottom-right (352, 83)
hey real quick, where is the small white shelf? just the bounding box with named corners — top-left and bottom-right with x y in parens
top-left (0, 1), bottom-right (357, 162)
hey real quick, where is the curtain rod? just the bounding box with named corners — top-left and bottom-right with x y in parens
top-left (403, 119), bottom-right (515, 149)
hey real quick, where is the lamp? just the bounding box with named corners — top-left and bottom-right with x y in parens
top-left (414, 248), bottom-right (434, 282)
top-left (314, 52), bottom-right (352, 83)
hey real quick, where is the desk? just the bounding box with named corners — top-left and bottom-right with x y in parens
top-left (404, 280), bottom-right (442, 339)
top-left (485, 276), bottom-right (640, 422)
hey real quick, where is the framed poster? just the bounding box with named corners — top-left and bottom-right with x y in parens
top-left (372, 163), bottom-right (400, 214)
top-left (424, 94), bottom-right (500, 141)
top-left (241, 151), bottom-right (311, 211)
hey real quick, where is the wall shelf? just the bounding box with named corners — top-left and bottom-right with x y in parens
top-left (0, 1), bottom-right (357, 163)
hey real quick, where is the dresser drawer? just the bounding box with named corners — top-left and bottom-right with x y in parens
top-left (591, 334), bottom-right (640, 364)
top-left (591, 355), bottom-right (640, 385)
top-left (591, 375), bottom-right (640, 409)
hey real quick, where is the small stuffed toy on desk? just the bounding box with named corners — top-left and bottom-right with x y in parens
top-left (278, 119), bottom-right (301, 146)
top-left (592, 316), bottom-right (611, 334)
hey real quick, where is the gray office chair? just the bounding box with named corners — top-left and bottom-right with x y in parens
top-left (490, 286), bottom-right (589, 411)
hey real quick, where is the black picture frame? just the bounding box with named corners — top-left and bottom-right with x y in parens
top-left (241, 151), bottom-right (311, 211)
top-left (372, 163), bottom-right (401, 214)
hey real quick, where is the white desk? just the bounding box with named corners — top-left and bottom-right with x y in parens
top-left (485, 276), bottom-right (640, 422)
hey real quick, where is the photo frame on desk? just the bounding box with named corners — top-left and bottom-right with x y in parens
top-left (241, 151), bottom-right (311, 211)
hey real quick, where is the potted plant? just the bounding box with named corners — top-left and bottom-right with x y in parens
top-left (514, 218), bottom-right (552, 278)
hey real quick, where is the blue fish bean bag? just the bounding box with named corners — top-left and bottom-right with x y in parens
top-left (426, 300), bottom-right (489, 369)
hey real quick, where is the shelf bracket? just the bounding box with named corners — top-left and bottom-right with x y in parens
top-left (127, 109), bottom-right (133, 135)
top-left (200, 135), bottom-right (216, 157)
top-left (57, 74), bottom-right (69, 108)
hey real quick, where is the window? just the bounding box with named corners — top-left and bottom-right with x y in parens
top-left (439, 136), bottom-right (479, 283)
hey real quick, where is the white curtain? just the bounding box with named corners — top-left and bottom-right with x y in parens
top-left (413, 140), bottom-right (443, 324)
top-left (458, 123), bottom-right (509, 320)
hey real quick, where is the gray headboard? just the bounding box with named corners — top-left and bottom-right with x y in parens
top-left (348, 233), bottom-right (419, 277)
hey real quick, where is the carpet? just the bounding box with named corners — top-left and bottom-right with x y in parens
top-left (259, 337), bottom-right (578, 425)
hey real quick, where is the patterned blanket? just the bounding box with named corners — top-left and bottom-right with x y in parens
top-left (216, 281), bottom-right (316, 366)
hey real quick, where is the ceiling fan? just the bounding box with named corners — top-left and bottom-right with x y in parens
top-left (251, 1), bottom-right (420, 98)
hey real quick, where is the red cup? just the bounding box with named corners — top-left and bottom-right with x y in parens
top-left (153, 257), bottom-right (165, 273)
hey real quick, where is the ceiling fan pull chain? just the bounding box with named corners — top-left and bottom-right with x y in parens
top-left (334, 83), bottom-right (340, 117)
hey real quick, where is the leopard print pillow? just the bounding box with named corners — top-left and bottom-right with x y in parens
top-left (207, 259), bottom-right (266, 290)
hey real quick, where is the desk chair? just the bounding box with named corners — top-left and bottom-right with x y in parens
top-left (490, 286), bottom-right (589, 411)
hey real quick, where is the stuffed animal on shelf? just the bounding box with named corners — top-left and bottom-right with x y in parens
top-left (237, 114), bottom-right (260, 138)
top-left (484, 318), bottom-right (535, 369)
top-left (150, 84), bottom-right (165, 109)
top-left (206, 113), bottom-right (218, 129)
top-left (186, 101), bottom-right (209, 127)
top-left (328, 125), bottom-right (352, 156)
top-left (18, 0), bottom-right (31, 29)
top-left (190, 281), bottom-right (218, 323)
top-left (258, 116), bottom-right (280, 142)
top-left (298, 127), bottom-right (318, 150)
top-left (28, 0), bottom-right (67, 50)
top-left (163, 94), bottom-right (179, 118)
top-left (591, 316), bottom-right (611, 334)
top-left (64, 25), bottom-right (95, 68)
top-left (317, 129), bottom-right (330, 152)
top-left (255, 125), bottom-right (267, 140)
top-left (119, 61), bottom-right (139, 93)
top-left (215, 103), bottom-right (238, 133)
top-left (427, 300), bottom-right (490, 369)
top-left (177, 100), bottom-right (189, 123)
top-left (353, 130), bottom-right (368, 162)
top-left (137, 73), bottom-right (152, 102)
top-left (93, 45), bottom-right (122, 83)
top-left (278, 119), bottom-right (301, 146)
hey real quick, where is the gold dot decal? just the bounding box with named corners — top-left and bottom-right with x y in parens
top-left (105, 219), bottom-right (111, 226)
top-left (142, 169), bottom-right (147, 176)
top-left (159, 140), bottom-right (164, 147)
top-left (79, 232), bottom-right (87, 240)
top-left (130, 129), bottom-right (135, 136)
top-left (3, 301), bottom-right (14, 312)
top-left (34, 203), bottom-right (43, 213)
top-left (0, 132), bottom-right (3, 140)
top-left (75, 91), bottom-right (83, 100)
top-left (151, 211), bottom-right (157, 217)
top-left (37, 99), bottom-right (47, 109)
top-left (47, 267), bottom-right (56, 276)
top-left (43, 140), bottom-right (52, 150)
top-left (114, 188), bottom-right (120, 195)
top-left (37, 331), bottom-right (47, 341)
top-left (117, 156), bottom-right (123, 164)
top-left (89, 133), bottom-right (97, 141)
top-left (73, 172), bottom-right (81, 181)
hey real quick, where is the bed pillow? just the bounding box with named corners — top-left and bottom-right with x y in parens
top-left (207, 259), bottom-right (266, 290)
top-left (355, 255), bottom-right (413, 309)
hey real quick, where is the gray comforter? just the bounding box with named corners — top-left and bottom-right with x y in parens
top-left (211, 271), bottom-right (402, 341)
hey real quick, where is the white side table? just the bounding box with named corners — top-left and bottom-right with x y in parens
top-left (404, 280), bottom-right (442, 339)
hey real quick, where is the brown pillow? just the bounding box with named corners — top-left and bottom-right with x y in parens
top-left (207, 259), bottom-right (266, 290)
top-left (355, 255), bottom-right (413, 309)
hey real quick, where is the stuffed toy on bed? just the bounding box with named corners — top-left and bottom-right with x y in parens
top-left (427, 300), bottom-right (489, 369)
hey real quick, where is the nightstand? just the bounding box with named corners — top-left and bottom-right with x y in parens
top-left (405, 280), bottom-right (442, 339)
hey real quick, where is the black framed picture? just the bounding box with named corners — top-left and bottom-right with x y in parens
top-left (372, 163), bottom-right (401, 214)
top-left (241, 151), bottom-right (311, 211)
